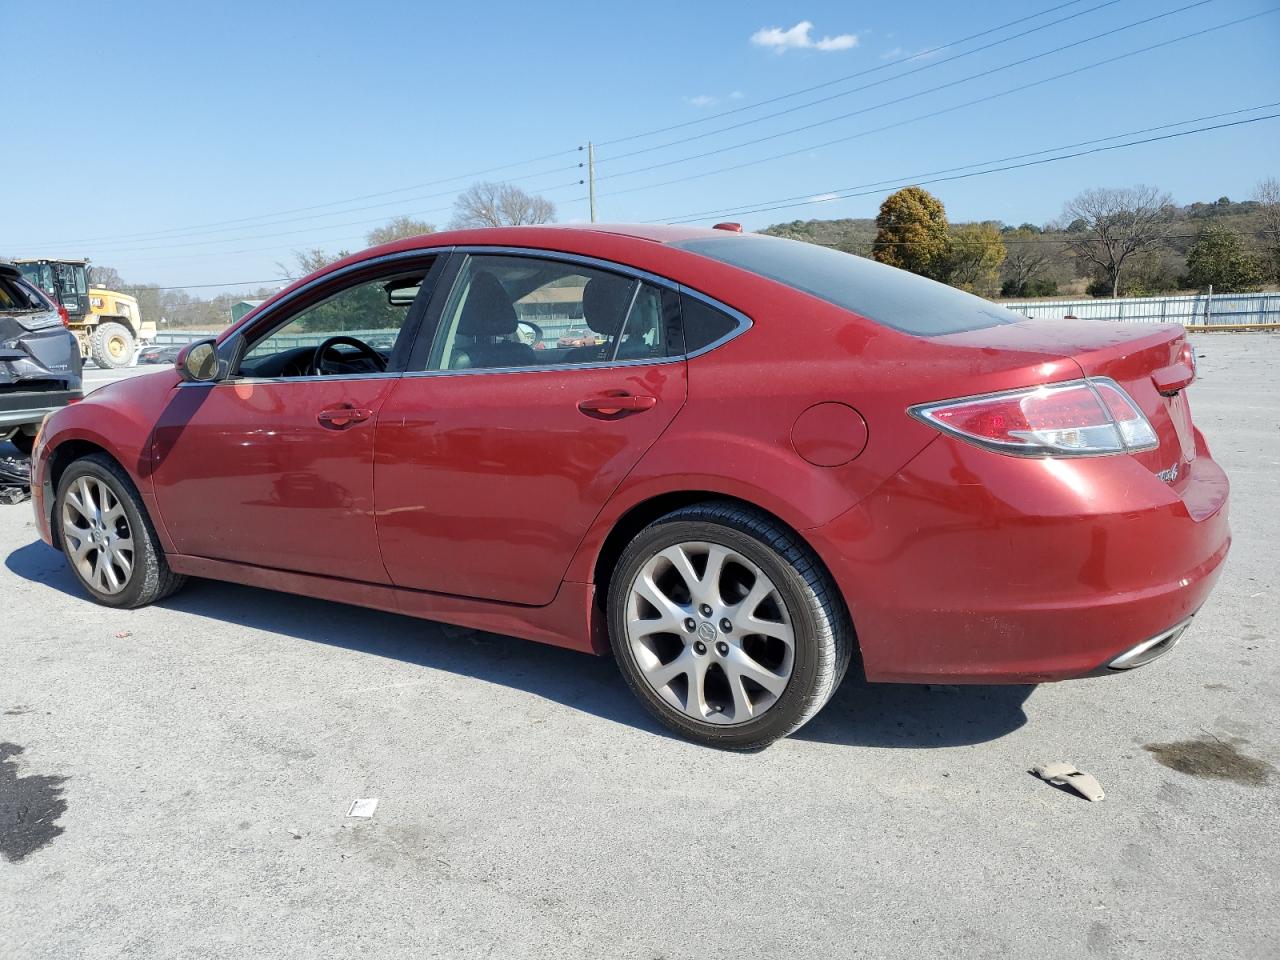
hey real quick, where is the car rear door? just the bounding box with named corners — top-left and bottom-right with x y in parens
top-left (150, 254), bottom-right (444, 583)
top-left (374, 251), bottom-right (688, 606)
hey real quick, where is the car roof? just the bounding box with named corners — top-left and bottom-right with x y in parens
top-left (226, 223), bottom-right (743, 338)
top-left (0, 260), bottom-right (18, 280)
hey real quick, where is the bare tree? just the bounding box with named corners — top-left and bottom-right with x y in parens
top-left (450, 181), bottom-right (556, 229)
top-left (1063, 186), bottom-right (1173, 297)
top-left (1000, 228), bottom-right (1052, 296)
top-left (88, 265), bottom-right (124, 289)
top-left (275, 247), bottom-right (350, 279)
top-left (366, 216), bottom-right (436, 246)
top-left (1255, 177), bottom-right (1280, 283)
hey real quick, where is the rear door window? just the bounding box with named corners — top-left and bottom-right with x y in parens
top-left (423, 254), bottom-right (678, 371)
top-left (671, 233), bottom-right (1024, 336)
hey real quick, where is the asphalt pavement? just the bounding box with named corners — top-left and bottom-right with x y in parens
top-left (1, 336), bottom-right (1277, 959)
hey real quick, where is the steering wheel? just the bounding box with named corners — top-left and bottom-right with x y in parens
top-left (309, 335), bottom-right (387, 376)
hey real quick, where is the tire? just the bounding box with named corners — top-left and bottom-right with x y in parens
top-left (54, 453), bottom-right (186, 608)
top-left (608, 501), bottom-right (853, 750)
top-left (8, 431), bottom-right (34, 456)
top-left (90, 321), bottom-right (135, 369)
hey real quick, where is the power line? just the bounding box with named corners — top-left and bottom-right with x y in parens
top-left (650, 101), bottom-right (1280, 222)
top-left (83, 0), bottom-right (1228, 260)
top-left (32, 151), bottom-right (586, 249)
top-left (596, 0), bottom-right (1098, 147)
top-left (593, 7), bottom-right (1277, 203)
top-left (593, 0), bottom-right (1221, 185)
top-left (599, 0), bottom-right (1133, 165)
top-left (145, 278), bottom-right (296, 291)
top-left (17, 1), bottom-right (1137, 250)
top-left (54, 173), bottom-right (586, 253)
top-left (662, 112), bottom-right (1280, 223)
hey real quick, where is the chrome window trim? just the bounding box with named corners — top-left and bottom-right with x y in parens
top-left (188, 244), bottom-right (751, 387)
top-left (231, 246), bottom-right (454, 338)
top-left (444, 244), bottom-right (753, 363)
top-left (215, 246), bottom-right (454, 383)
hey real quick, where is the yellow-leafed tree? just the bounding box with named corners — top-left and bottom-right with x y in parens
top-left (872, 186), bottom-right (951, 281)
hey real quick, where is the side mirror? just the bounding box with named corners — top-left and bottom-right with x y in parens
top-left (176, 338), bottom-right (220, 382)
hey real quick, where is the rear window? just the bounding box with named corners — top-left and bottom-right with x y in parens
top-left (670, 233), bottom-right (1025, 336)
top-left (0, 275), bottom-right (46, 311)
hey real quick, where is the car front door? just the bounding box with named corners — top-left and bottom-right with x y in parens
top-left (149, 254), bottom-right (443, 583)
top-left (374, 251), bottom-right (688, 606)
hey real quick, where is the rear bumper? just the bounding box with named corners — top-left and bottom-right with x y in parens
top-left (807, 432), bottom-right (1230, 684)
top-left (0, 390), bottom-right (79, 430)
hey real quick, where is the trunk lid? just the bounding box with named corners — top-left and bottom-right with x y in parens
top-left (938, 318), bottom-right (1195, 488)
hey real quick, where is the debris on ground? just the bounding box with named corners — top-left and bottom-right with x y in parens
top-left (1032, 762), bottom-right (1105, 802)
top-left (347, 798), bottom-right (379, 818)
top-left (0, 454), bottom-right (30, 505)
top-left (114, 631), bottom-right (133, 639)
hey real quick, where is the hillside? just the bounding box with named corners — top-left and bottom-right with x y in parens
top-left (762, 195), bottom-right (1276, 298)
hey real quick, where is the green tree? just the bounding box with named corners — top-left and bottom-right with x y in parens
top-left (948, 222), bottom-right (1006, 295)
top-left (1183, 226), bottom-right (1264, 292)
top-left (366, 216), bottom-right (436, 246)
top-left (871, 186), bottom-right (951, 281)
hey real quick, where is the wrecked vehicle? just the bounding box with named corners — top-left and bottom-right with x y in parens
top-left (1, 261), bottom-right (83, 456)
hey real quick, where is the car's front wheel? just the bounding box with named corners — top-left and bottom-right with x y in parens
top-left (55, 453), bottom-right (186, 608)
top-left (608, 502), bottom-right (853, 749)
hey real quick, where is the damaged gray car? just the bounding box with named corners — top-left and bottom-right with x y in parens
top-left (1, 260), bottom-right (82, 455)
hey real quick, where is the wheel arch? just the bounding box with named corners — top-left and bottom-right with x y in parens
top-left (584, 488), bottom-right (849, 633)
top-left (44, 438), bottom-right (123, 549)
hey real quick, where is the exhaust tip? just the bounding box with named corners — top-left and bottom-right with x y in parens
top-left (1107, 618), bottom-right (1193, 670)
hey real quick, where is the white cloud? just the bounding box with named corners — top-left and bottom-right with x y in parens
top-left (686, 94), bottom-right (718, 107)
top-left (810, 192), bottom-right (841, 203)
top-left (815, 34), bottom-right (858, 52)
top-left (729, 90), bottom-right (744, 99)
top-left (751, 21), bottom-right (858, 54)
top-left (881, 46), bottom-right (905, 60)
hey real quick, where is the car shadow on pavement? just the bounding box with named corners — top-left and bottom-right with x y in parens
top-left (7, 538), bottom-right (1034, 749)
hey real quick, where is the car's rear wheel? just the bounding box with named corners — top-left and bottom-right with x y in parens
top-left (608, 502), bottom-right (853, 749)
top-left (55, 453), bottom-right (186, 608)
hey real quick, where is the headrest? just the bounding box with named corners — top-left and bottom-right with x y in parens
top-left (581, 275), bottom-right (633, 331)
top-left (458, 272), bottom-right (517, 337)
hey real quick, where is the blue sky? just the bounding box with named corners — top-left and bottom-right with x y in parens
top-left (3, 0), bottom-right (1278, 292)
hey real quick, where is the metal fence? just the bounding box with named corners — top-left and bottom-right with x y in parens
top-left (999, 292), bottom-right (1280, 326)
top-left (151, 292), bottom-right (1280, 349)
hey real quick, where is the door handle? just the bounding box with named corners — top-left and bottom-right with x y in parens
top-left (317, 406), bottom-right (373, 428)
top-left (577, 394), bottom-right (658, 417)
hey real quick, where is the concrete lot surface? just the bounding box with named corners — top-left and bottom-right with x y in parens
top-left (2, 336), bottom-right (1277, 959)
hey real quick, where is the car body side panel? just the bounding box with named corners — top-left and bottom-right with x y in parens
top-left (32, 370), bottom-right (181, 552)
top-left (375, 360), bottom-right (687, 606)
top-left (165, 552), bottom-right (599, 654)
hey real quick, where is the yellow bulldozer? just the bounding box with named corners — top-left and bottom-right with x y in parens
top-left (13, 258), bottom-right (155, 369)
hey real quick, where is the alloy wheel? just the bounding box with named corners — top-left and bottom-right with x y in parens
top-left (61, 475), bottom-right (134, 595)
top-left (625, 541), bottom-right (795, 725)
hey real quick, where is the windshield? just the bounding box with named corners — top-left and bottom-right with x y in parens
top-left (17, 262), bottom-right (53, 296)
top-left (670, 233), bottom-right (1025, 337)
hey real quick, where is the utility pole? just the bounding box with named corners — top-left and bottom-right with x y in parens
top-left (587, 141), bottom-right (597, 223)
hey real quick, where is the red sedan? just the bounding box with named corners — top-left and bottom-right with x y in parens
top-left (30, 225), bottom-right (1229, 748)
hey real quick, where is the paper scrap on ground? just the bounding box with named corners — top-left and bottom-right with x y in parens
top-left (1032, 762), bottom-right (1105, 802)
top-left (347, 798), bottom-right (379, 818)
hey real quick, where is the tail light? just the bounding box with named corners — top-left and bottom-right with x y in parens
top-left (910, 378), bottom-right (1158, 457)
